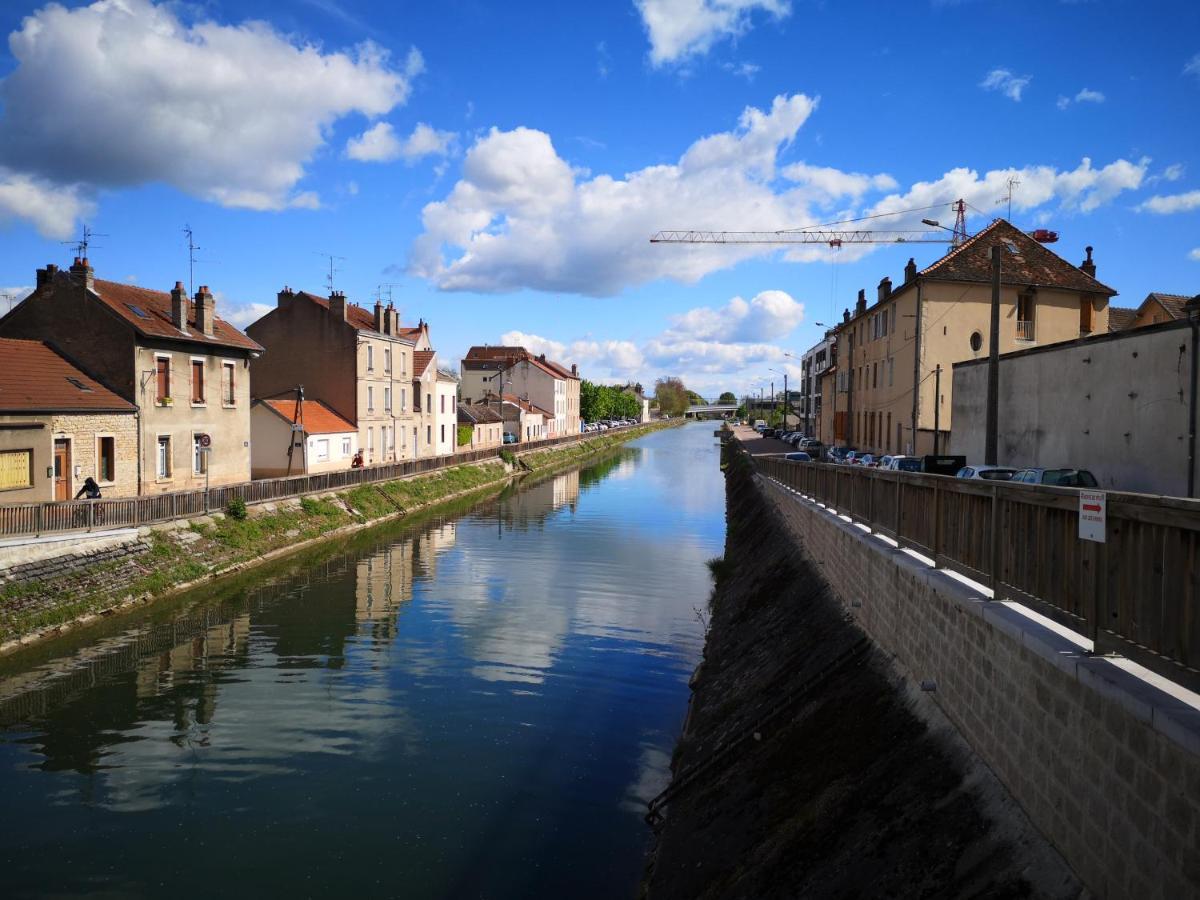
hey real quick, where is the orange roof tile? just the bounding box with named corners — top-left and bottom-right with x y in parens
top-left (89, 279), bottom-right (262, 352)
top-left (260, 398), bottom-right (355, 434)
top-left (0, 338), bottom-right (135, 413)
top-left (413, 350), bottom-right (435, 376)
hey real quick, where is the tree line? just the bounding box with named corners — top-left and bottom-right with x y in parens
top-left (580, 380), bottom-right (643, 421)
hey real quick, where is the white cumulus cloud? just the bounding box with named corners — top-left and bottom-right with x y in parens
top-left (635, 0), bottom-right (790, 66)
top-left (0, 0), bottom-right (419, 228)
top-left (980, 68), bottom-right (1031, 101)
top-left (1138, 190), bottom-right (1200, 214)
top-left (1190, 248), bottom-right (1200, 262)
top-left (346, 122), bottom-right (457, 164)
top-left (1058, 87), bottom-right (1106, 109)
top-left (0, 169), bottom-right (94, 239)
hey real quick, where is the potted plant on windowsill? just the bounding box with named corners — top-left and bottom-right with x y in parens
top-left (159, 396), bottom-right (174, 407)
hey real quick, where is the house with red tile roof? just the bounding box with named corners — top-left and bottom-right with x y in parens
top-left (246, 288), bottom-right (452, 465)
top-left (460, 346), bottom-right (581, 438)
top-left (1107, 292), bottom-right (1196, 332)
top-left (818, 219), bottom-right (1118, 457)
top-left (250, 397), bottom-right (358, 477)
top-left (0, 259), bottom-right (260, 495)
top-left (0, 337), bottom-right (138, 501)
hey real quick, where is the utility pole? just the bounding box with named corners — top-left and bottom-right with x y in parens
top-left (770, 381), bottom-right (775, 423)
top-left (985, 246), bottom-right (1002, 465)
top-left (933, 365), bottom-right (942, 455)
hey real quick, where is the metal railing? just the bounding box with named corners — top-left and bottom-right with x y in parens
top-left (0, 423), bottom-right (655, 541)
top-left (1016, 319), bottom-right (1035, 341)
top-left (751, 448), bottom-right (1200, 694)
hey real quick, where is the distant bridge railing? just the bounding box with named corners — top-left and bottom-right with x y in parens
top-left (750, 449), bottom-right (1200, 694)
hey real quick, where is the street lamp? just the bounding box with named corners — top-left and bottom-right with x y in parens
top-left (770, 367), bottom-right (788, 429)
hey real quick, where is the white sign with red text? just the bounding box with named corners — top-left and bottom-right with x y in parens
top-left (1079, 491), bottom-right (1106, 543)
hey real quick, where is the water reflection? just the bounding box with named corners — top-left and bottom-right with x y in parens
top-left (0, 424), bottom-right (724, 899)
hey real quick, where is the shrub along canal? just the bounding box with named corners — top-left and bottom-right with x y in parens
top-left (0, 422), bottom-right (724, 899)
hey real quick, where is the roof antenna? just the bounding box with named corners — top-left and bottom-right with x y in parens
top-left (317, 252), bottom-right (346, 294)
top-left (183, 225), bottom-right (200, 295)
top-left (997, 176), bottom-right (1020, 221)
top-left (62, 224), bottom-right (108, 260)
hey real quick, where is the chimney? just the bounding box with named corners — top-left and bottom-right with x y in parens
top-left (195, 285), bottom-right (215, 336)
top-left (855, 289), bottom-right (867, 315)
top-left (69, 257), bottom-right (93, 291)
top-left (1080, 246), bottom-right (1096, 279)
top-left (571, 363), bottom-right (577, 376)
top-left (842, 308), bottom-right (851, 324)
top-left (35, 263), bottom-right (59, 287)
top-left (170, 282), bottom-right (188, 329)
top-left (539, 353), bottom-right (546, 362)
top-left (374, 299), bottom-right (385, 333)
top-left (877, 277), bottom-right (892, 303)
top-left (386, 303), bottom-right (398, 335)
top-left (277, 286), bottom-right (294, 309)
top-left (904, 257), bottom-right (917, 283)
top-left (329, 290), bottom-right (347, 321)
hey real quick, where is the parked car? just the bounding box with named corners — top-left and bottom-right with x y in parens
top-left (884, 455), bottom-right (922, 472)
top-left (827, 446), bottom-right (855, 464)
top-left (855, 453), bottom-right (879, 467)
top-left (502, 432), bottom-right (517, 444)
top-left (844, 450), bottom-right (866, 465)
top-left (1011, 468), bottom-right (1099, 488)
top-left (956, 465), bottom-right (1017, 481)
top-left (803, 441), bottom-right (826, 458)
top-left (784, 451), bottom-right (812, 462)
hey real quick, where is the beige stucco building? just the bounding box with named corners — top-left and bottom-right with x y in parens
top-left (820, 220), bottom-right (1116, 456)
top-left (250, 398), bottom-right (359, 477)
top-left (0, 260), bottom-right (259, 495)
top-left (456, 403), bottom-right (504, 451)
top-left (459, 346), bottom-right (581, 437)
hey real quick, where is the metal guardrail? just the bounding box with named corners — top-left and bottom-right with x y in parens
top-left (0, 424), bottom-right (655, 540)
top-left (750, 448), bottom-right (1200, 694)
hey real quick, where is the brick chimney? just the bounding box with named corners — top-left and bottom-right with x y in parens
top-left (374, 299), bottom-right (385, 333)
top-left (1080, 246), bottom-right (1096, 279)
top-left (69, 257), bottom-right (93, 291)
top-left (329, 290), bottom-right (347, 321)
top-left (277, 286), bottom-right (295, 309)
top-left (171, 281), bottom-right (188, 329)
top-left (842, 308), bottom-right (851, 324)
top-left (195, 285), bottom-right (215, 336)
top-left (855, 289), bottom-right (866, 315)
top-left (877, 277), bottom-right (892, 303)
top-left (35, 263), bottom-right (59, 287)
top-left (571, 363), bottom-right (577, 376)
top-left (904, 257), bottom-right (917, 283)
top-left (387, 304), bottom-right (399, 335)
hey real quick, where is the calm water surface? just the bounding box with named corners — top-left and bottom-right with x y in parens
top-left (0, 423), bottom-right (723, 899)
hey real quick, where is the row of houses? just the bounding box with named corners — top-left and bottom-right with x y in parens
top-left (794, 217), bottom-right (1198, 495)
top-left (0, 258), bottom-right (583, 502)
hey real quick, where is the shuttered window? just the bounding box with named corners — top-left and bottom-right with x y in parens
top-left (222, 363), bottom-right (235, 405)
top-left (156, 357), bottom-right (170, 401)
top-left (191, 360), bottom-right (205, 403)
top-left (0, 449), bottom-right (33, 491)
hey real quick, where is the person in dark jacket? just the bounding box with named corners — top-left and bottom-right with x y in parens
top-left (74, 477), bottom-right (102, 500)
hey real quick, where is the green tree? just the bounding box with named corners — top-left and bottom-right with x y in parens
top-left (654, 377), bottom-right (690, 417)
top-left (718, 391), bottom-right (737, 404)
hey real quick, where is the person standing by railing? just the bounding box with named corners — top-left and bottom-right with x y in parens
top-left (74, 477), bottom-right (102, 500)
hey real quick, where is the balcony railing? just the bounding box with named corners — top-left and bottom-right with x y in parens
top-left (1016, 319), bottom-right (1035, 341)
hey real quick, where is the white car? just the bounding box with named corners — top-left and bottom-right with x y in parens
top-left (956, 465), bottom-right (1018, 481)
top-left (885, 455), bottom-right (922, 472)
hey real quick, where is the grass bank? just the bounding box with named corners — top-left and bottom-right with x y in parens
top-left (0, 419), bottom-right (680, 652)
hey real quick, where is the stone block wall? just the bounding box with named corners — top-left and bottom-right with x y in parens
top-left (757, 473), bottom-right (1200, 900)
top-left (50, 412), bottom-right (138, 498)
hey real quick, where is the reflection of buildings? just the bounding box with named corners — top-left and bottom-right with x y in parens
top-left (355, 541), bottom-right (415, 625)
top-left (551, 471), bottom-right (579, 511)
top-left (496, 471), bottom-right (581, 532)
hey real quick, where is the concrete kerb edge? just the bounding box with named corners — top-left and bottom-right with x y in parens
top-left (755, 472), bottom-right (1200, 762)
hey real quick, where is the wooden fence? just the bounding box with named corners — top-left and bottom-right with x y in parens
top-left (752, 450), bottom-right (1200, 694)
top-left (0, 426), bottom-right (645, 541)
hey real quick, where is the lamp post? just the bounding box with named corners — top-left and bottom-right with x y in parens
top-left (770, 367), bottom-right (788, 429)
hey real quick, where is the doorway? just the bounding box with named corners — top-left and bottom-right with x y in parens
top-left (53, 439), bottom-right (71, 501)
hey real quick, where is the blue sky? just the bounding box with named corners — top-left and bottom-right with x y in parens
top-left (1, 0), bottom-right (1197, 397)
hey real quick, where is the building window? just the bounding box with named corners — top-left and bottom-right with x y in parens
top-left (440, 394), bottom-right (445, 414)
top-left (368, 386), bottom-right (374, 413)
top-left (222, 362), bottom-right (236, 405)
top-left (368, 427), bottom-right (375, 460)
top-left (193, 435), bottom-right (207, 475)
top-left (384, 387), bottom-right (391, 412)
top-left (426, 394), bottom-right (432, 414)
top-left (156, 356), bottom-right (170, 403)
top-left (414, 385), bottom-right (421, 410)
top-left (1079, 296), bottom-right (1095, 334)
top-left (1017, 290), bottom-right (1036, 341)
top-left (157, 436), bottom-right (171, 478)
top-left (314, 438), bottom-right (329, 461)
top-left (367, 345), bottom-right (374, 371)
top-left (0, 449), bottom-right (33, 491)
top-left (98, 436), bottom-right (115, 482)
top-left (191, 360), bottom-right (205, 403)
top-left (426, 425), bottom-right (431, 445)
top-left (440, 423), bottom-right (445, 444)
top-left (342, 437), bottom-right (351, 457)
top-left (970, 331), bottom-right (983, 352)
top-left (401, 388), bottom-right (407, 412)
top-left (384, 348), bottom-right (392, 372)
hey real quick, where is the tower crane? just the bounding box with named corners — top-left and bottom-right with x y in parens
top-left (650, 199), bottom-right (970, 248)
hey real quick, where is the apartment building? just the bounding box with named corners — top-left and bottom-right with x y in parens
top-left (821, 220), bottom-right (1117, 456)
top-left (248, 292), bottom-right (454, 465)
top-left (0, 259), bottom-right (259, 493)
top-left (798, 335), bottom-right (835, 439)
top-left (459, 346), bottom-right (581, 437)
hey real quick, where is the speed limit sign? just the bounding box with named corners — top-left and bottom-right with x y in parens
top-left (198, 433), bottom-right (212, 448)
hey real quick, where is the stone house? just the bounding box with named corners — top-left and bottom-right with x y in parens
top-left (250, 398), bottom-right (358, 477)
top-left (1107, 292), bottom-right (1193, 333)
top-left (489, 393), bottom-right (550, 443)
top-left (459, 346), bottom-right (581, 437)
top-left (456, 402), bottom-right (504, 451)
top-left (819, 220), bottom-right (1117, 456)
top-left (0, 338), bottom-right (138, 501)
top-left (0, 259), bottom-right (260, 494)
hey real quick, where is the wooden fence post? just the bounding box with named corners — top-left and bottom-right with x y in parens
top-left (989, 484), bottom-right (1000, 595)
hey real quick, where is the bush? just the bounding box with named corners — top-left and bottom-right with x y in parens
top-left (499, 449), bottom-right (516, 466)
top-left (457, 424), bottom-right (474, 447)
top-left (226, 497), bottom-right (248, 520)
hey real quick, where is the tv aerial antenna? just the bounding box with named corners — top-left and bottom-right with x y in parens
top-left (997, 176), bottom-right (1020, 220)
top-left (317, 252), bottom-right (346, 294)
top-left (62, 224), bottom-right (108, 260)
top-left (183, 225), bottom-right (200, 295)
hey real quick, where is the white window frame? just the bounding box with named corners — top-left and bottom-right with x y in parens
top-left (96, 433), bottom-right (117, 485)
top-left (156, 434), bottom-right (172, 480)
top-left (154, 353), bottom-right (172, 405)
top-left (190, 356), bottom-right (207, 406)
top-left (221, 360), bottom-right (237, 407)
top-left (342, 437), bottom-right (351, 457)
top-left (192, 433), bottom-right (208, 475)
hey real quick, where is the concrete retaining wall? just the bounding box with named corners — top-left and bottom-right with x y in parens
top-left (756, 472), bottom-right (1200, 899)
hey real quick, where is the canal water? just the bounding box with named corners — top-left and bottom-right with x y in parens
top-left (0, 423), bottom-right (723, 899)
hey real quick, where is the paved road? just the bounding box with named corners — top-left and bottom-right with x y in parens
top-left (730, 424), bottom-right (797, 456)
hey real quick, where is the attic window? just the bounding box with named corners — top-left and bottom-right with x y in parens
top-left (66, 377), bottom-right (93, 392)
top-left (126, 304), bottom-right (150, 319)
